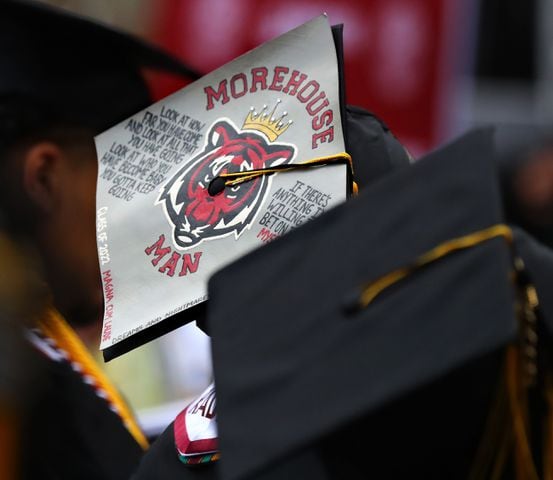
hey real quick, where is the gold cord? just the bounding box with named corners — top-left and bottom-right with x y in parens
top-left (358, 224), bottom-right (513, 308)
top-left (220, 152), bottom-right (354, 189)
top-left (37, 308), bottom-right (149, 450)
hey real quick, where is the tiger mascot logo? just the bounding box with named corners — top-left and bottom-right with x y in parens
top-left (158, 119), bottom-right (296, 249)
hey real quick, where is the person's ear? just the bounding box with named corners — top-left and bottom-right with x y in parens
top-left (22, 142), bottom-right (65, 214)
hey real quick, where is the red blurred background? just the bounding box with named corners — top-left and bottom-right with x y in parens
top-left (149, 0), bottom-right (475, 156)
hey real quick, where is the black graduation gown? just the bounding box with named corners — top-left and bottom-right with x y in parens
top-left (20, 346), bottom-right (143, 480)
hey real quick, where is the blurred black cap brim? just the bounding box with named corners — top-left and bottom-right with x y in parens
top-left (0, 0), bottom-right (200, 132)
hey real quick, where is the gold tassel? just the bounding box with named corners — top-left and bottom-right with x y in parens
top-left (468, 359), bottom-right (511, 480)
top-left (506, 345), bottom-right (539, 480)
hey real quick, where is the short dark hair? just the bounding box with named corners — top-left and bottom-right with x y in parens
top-left (0, 93), bottom-right (95, 160)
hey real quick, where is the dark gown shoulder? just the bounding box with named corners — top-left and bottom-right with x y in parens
top-left (20, 347), bottom-right (143, 480)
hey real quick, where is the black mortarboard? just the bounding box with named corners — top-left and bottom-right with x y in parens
top-left (0, 0), bottom-right (199, 132)
top-left (207, 129), bottom-right (553, 479)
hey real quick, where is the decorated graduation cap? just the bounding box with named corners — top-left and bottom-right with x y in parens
top-left (96, 15), bottom-right (357, 360)
top-left (0, 0), bottom-right (199, 132)
top-left (207, 129), bottom-right (553, 479)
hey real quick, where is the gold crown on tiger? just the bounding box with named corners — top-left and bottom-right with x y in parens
top-left (242, 99), bottom-right (293, 142)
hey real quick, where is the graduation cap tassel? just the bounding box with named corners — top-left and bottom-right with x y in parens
top-left (468, 366), bottom-right (512, 480)
top-left (468, 344), bottom-right (540, 480)
top-left (215, 152), bottom-right (357, 195)
top-left (505, 258), bottom-right (553, 480)
top-left (506, 344), bottom-right (539, 480)
top-left (544, 374), bottom-right (553, 480)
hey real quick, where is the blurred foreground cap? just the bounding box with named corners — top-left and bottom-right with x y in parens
top-left (0, 0), bottom-right (199, 132)
top-left (207, 129), bottom-right (553, 479)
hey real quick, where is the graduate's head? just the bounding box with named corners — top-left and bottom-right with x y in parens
top-left (0, 95), bottom-right (103, 327)
top-left (0, 0), bottom-right (199, 328)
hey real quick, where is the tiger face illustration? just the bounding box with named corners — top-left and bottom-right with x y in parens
top-left (158, 119), bottom-right (296, 249)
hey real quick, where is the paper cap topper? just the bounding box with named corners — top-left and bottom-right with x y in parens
top-left (95, 16), bottom-right (352, 359)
